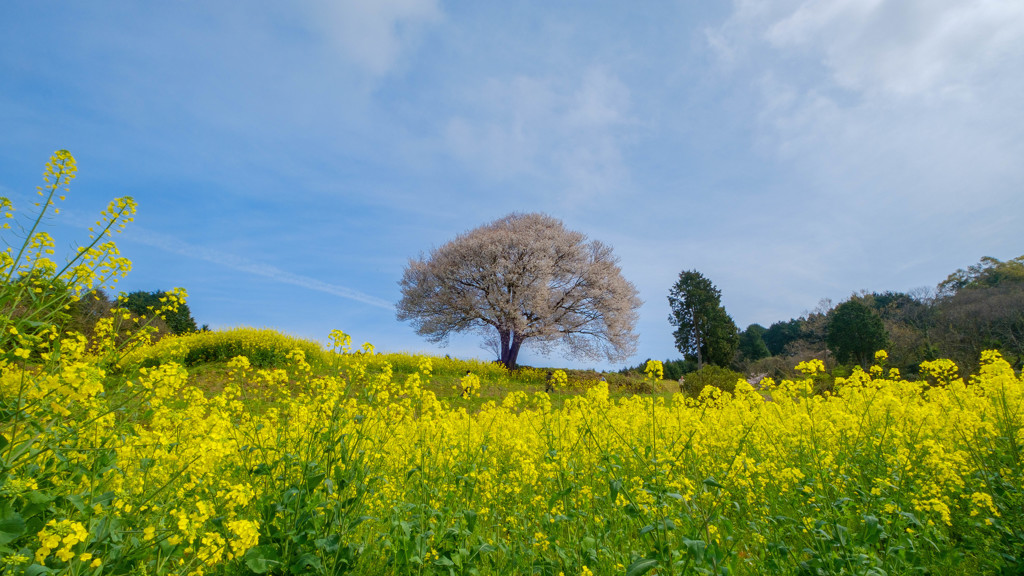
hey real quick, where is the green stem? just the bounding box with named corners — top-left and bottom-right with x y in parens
top-left (4, 155), bottom-right (66, 283)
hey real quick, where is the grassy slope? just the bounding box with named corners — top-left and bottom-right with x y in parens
top-left (121, 327), bottom-right (679, 410)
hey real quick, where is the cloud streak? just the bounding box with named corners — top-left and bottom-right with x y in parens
top-left (128, 228), bottom-right (395, 311)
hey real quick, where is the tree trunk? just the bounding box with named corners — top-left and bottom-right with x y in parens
top-left (507, 336), bottom-right (523, 369)
top-left (694, 325), bottom-right (703, 371)
top-left (498, 328), bottom-right (511, 364)
top-left (500, 331), bottom-right (524, 369)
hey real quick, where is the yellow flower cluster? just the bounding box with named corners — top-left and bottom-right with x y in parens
top-left (35, 520), bottom-right (93, 565)
top-left (794, 358), bottom-right (826, 375)
top-left (921, 358), bottom-right (960, 384)
top-left (644, 359), bottom-right (664, 381)
top-left (458, 372), bottom-right (481, 398)
top-left (549, 369), bottom-right (569, 390)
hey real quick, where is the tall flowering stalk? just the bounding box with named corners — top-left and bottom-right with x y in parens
top-left (0, 150), bottom-right (136, 356)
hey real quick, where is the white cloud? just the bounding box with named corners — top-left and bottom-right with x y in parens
top-left (763, 0), bottom-right (1024, 98)
top-left (444, 67), bottom-right (634, 200)
top-left (708, 0), bottom-right (1024, 216)
top-left (307, 0), bottom-right (442, 75)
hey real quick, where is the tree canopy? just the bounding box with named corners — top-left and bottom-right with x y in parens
top-left (667, 270), bottom-right (738, 369)
top-left (826, 299), bottom-right (887, 366)
top-left (938, 255), bottom-right (1024, 296)
top-left (737, 323), bottom-right (770, 362)
top-left (762, 319), bottom-right (802, 356)
top-left (120, 290), bottom-right (199, 335)
top-left (396, 213), bottom-right (641, 369)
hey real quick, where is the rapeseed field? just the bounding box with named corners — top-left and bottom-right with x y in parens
top-left (2, 152), bottom-right (1022, 575)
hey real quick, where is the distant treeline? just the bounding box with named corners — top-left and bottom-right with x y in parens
top-left (631, 254), bottom-right (1024, 379)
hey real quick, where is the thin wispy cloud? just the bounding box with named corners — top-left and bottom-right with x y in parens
top-left (128, 228), bottom-right (395, 311)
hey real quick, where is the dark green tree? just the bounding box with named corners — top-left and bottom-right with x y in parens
top-left (667, 270), bottom-right (739, 369)
top-left (120, 290), bottom-right (198, 335)
top-left (763, 319), bottom-right (802, 356)
top-left (737, 323), bottom-right (770, 362)
top-left (826, 300), bottom-right (887, 366)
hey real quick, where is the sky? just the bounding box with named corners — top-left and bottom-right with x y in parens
top-left (2, 1), bottom-right (1022, 370)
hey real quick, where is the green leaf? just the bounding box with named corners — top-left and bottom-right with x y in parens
top-left (304, 472), bottom-right (325, 491)
top-left (546, 485), bottom-right (573, 508)
top-left (834, 523), bottom-right (849, 546)
top-left (609, 479), bottom-right (622, 502)
top-left (315, 534), bottom-right (340, 554)
top-left (244, 545), bottom-right (280, 574)
top-left (27, 491), bottom-right (55, 505)
top-left (66, 494), bottom-right (87, 512)
top-left (682, 538), bottom-right (706, 561)
top-left (626, 558), bottom-right (659, 576)
top-left (463, 509), bottom-right (478, 532)
top-left (898, 511), bottom-right (922, 528)
top-left (0, 509), bottom-right (26, 546)
top-left (251, 463), bottom-right (273, 475)
top-left (702, 477), bottom-right (724, 489)
top-left (832, 497), bottom-right (852, 509)
top-left (24, 564), bottom-right (53, 576)
top-left (289, 552), bottom-right (322, 574)
top-left (350, 515), bottom-right (372, 528)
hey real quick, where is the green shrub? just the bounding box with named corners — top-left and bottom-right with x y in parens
top-left (682, 364), bottom-right (746, 396)
top-left (607, 372), bottom-right (654, 394)
top-left (119, 327), bottom-right (326, 370)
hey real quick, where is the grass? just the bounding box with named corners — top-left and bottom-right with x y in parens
top-left (118, 327), bottom-right (671, 408)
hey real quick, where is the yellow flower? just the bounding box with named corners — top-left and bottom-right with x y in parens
top-left (550, 369), bottom-right (569, 390)
top-left (644, 359), bottom-right (664, 381)
top-left (795, 359), bottom-right (825, 375)
top-left (458, 373), bottom-right (481, 398)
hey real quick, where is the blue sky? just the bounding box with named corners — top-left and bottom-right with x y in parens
top-left (2, 1), bottom-right (1022, 369)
